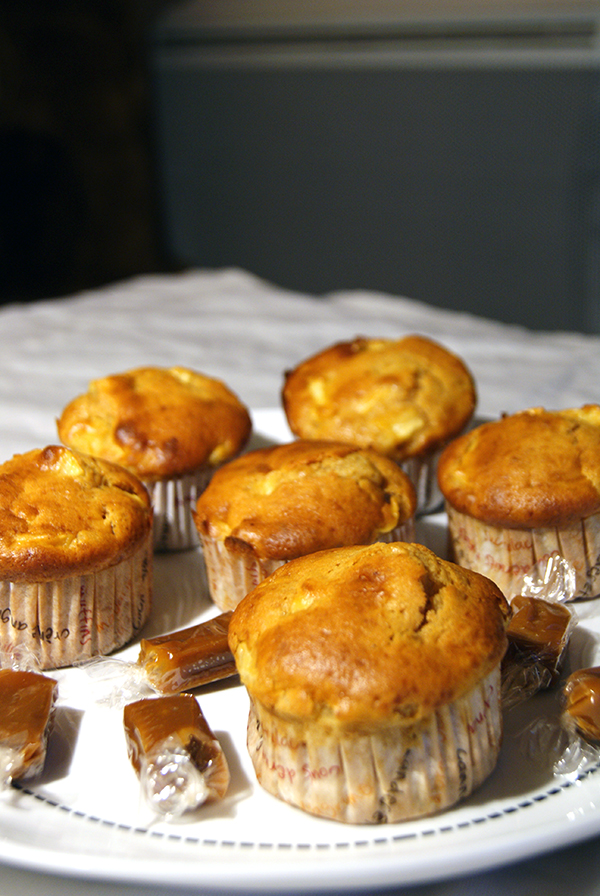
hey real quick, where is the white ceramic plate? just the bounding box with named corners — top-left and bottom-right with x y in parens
top-left (2, 408), bottom-right (600, 893)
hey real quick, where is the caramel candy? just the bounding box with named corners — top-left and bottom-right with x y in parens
top-left (501, 596), bottom-right (573, 708)
top-left (123, 694), bottom-right (230, 815)
top-left (563, 667), bottom-right (600, 741)
top-left (137, 611), bottom-right (236, 694)
top-left (506, 595), bottom-right (572, 679)
top-left (0, 669), bottom-right (58, 783)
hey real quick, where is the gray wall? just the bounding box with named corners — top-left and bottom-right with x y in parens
top-left (151, 37), bottom-right (600, 332)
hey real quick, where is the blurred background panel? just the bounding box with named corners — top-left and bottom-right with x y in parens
top-left (2, 0), bottom-right (600, 336)
top-left (151, 0), bottom-right (600, 333)
top-left (0, 1), bottom-right (173, 303)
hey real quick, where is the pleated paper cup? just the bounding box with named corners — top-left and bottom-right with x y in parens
top-left (247, 666), bottom-right (502, 825)
top-left (400, 451), bottom-right (445, 515)
top-left (0, 532), bottom-right (152, 670)
top-left (199, 518), bottom-right (416, 612)
top-left (446, 505), bottom-right (600, 601)
top-left (148, 468), bottom-right (215, 552)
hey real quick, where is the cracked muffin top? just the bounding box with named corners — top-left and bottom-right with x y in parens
top-left (228, 541), bottom-right (509, 730)
top-left (438, 405), bottom-right (600, 528)
top-left (194, 440), bottom-right (416, 561)
top-left (57, 366), bottom-right (252, 481)
top-left (0, 445), bottom-right (152, 581)
top-left (282, 335), bottom-right (476, 462)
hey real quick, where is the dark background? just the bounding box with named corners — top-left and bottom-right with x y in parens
top-left (2, 1), bottom-right (599, 335)
top-left (0, 1), bottom-right (177, 303)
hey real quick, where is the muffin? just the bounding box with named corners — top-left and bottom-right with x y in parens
top-left (194, 439), bottom-right (417, 611)
top-left (438, 405), bottom-right (600, 601)
top-left (282, 335), bottom-right (476, 513)
top-left (0, 445), bottom-right (153, 669)
top-left (57, 366), bottom-right (252, 551)
top-left (228, 541), bottom-right (509, 824)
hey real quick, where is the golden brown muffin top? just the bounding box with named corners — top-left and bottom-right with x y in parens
top-left (438, 405), bottom-right (600, 528)
top-left (282, 335), bottom-right (476, 462)
top-left (194, 440), bottom-right (416, 561)
top-left (229, 542), bottom-right (509, 731)
top-left (57, 366), bottom-right (252, 481)
top-left (0, 445), bottom-right (152, 581)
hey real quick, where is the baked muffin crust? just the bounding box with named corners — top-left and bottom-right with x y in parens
top-left (282, 336), bottom-right (476, 461)
top-left (57, 366), bottom-right (251, 481)
top-left (0, 445), bottom-right (152, 581)
top-left (438, 405), bottom-right (600, 528)
top-left (229, 541), bottom-right (509, 730)
top-left (194, 440), bottom-right (416, 561)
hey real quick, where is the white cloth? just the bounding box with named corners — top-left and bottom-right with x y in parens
top-left (2, 266), bottom-right (598, 459)
top-left (1, 267), bottom-right (600, 896)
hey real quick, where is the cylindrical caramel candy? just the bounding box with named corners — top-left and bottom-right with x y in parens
top-left (563, 667), bottom-right (600, 742)
top-left (123, 694), bottom-right (229, 816)
top-left (0, 669), bottom-right (58, 783)
top-left (502, 595), bottom-right (574, 708)
top-left (137, 612), bottom-right (236, 695)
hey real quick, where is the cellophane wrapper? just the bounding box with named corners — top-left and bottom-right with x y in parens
top-left (246, 666), bottom-right (502, 824)
top-left (138, 733), bottom-right (230, 817)
top-left (0, 532), bottom-right (152, 670)
top-left (199, 518), bottom-right (416, 613)
top-left (446, 505), bottom-right (600, 602)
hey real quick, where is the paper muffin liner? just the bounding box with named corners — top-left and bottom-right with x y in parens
top-left (198, 536), bottom-right (285, 612)
top-left (0, 533), bottom-right (153, 670)
top-left (199, 519), bottom-right (416, 612)
top-left (246, 665), bottom-right (502, 824)
top-left (373, 519), bottom-right (415, 544)
top-left (446, 505), bottom-right (600, 601)
top-left (148, 467), bottom-right (216, 552)
top-left (401, 450), bottom-right (444, 516)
